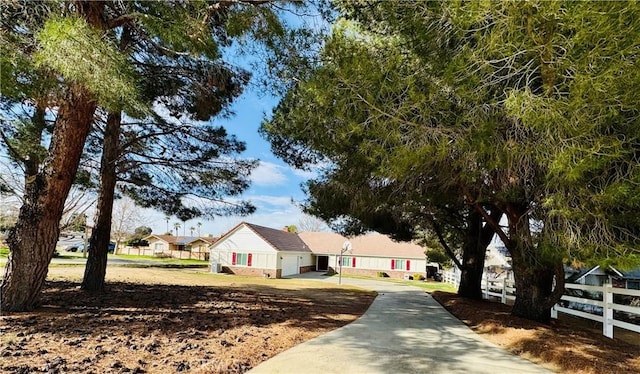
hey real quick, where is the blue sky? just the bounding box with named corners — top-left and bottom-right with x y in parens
top-left (147, 8), bottom-right (333, 237)
top-left (146, 90), bottom-right (319, 237)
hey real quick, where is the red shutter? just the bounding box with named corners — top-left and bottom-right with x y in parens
top-left (406, 260), bottom-right (411, 271)
top-left (391, 259), bottom-right (395, 269)
top-left (247, 253), bottom-right (253, 267)
top-left (232, 252), bottom-right (237, 265)
top-left (352, 257), bottom-right (356, 268)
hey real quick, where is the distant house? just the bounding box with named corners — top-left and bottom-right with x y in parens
top-left (565, 265), bottom-right (622, 287)
top-left (614, 268), bottom-right (640, 290)
top-left (564, 265), bottom-right (640, 290)
top-left (145, 234), bottom-right (217, 255)
top-left (209, 222), bottom-right (427, 279)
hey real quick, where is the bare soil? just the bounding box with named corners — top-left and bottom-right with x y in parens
top-left (0, 267), bottom-right (375, 373)
top-left (430, 291), bottom-right (640, 374)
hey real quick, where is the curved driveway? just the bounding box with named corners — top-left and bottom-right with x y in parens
top-left (249, 274), bottom-right (551, 374)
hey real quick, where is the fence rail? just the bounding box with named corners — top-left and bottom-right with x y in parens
top-left (441, 269), bottom-right (640, 339)
top-left (116, 246), bottom-right (209, 261)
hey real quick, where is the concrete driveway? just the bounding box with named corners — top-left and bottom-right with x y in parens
top-left (249, 274), bottom-right (551, 374)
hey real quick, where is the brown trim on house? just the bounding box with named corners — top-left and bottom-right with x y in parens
top-left (299, 265), bottom-right (315, 274)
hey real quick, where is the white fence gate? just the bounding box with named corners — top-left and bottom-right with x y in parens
top-left (441, 269), bottom-right (640, 339)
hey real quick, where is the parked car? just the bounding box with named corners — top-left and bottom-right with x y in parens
top-left (66, 242), bottom-right (116, 253)
top-left (64, 244), bottom-right (84, 252)
top-left (433, 272), bottom-right (443, 282)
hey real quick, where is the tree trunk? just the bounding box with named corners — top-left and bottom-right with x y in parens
top-left (511, 258), bottom-right (558, 323)
top-left (82, 112), bottom-right (121, 292)
top-left (458, 208), bottom-right (501, 300)
top-left (1, 85), bottom-right (96, 312)
top-left (504, 203), bottom-right (564, 323)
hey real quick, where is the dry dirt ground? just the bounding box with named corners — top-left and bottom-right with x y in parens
top-left (430, 291), bottom-right (640, 374)
top-left (0, 267), bottom-right (375, 374)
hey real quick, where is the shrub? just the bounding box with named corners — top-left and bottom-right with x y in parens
top-left (377, 271), bottom-right (389, 278)
top-left (414, 274), bottom-right (425, 281)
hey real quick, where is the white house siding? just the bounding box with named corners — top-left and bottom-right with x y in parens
top-left (213, 226), bottom-right (278, 253)
top-left (147, 240), bottom-right (165, 253)
top-left (209, 226), bottom-right (280, 276)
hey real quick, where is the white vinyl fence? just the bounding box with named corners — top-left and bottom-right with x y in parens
top-left (441, 269), bottom-right (640, 339)
top-left (116, 246), bottom-right (209, 260)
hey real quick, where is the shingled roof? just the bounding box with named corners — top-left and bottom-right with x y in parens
top-left (240, 222), bottom-right (311, 252)
top-left (297, 231), bottom-right (425, 259)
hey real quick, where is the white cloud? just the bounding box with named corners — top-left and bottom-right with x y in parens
top-left (248, 195), bottom-right (294, 208)
top-left (290, 168), bottom-right (318, 179)
top-left (250, 161), bottom-right (288, 186)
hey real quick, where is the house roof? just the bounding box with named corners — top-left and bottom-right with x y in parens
top-left (212, 222), bottom-right (425, 257)
top-left (619, 267), bottom-right (640, 280)
top-left (226, 222), bottom-right (311, 252)
top-left (566, 265), bottom-right (625, 282)
top-left (298, 232), bottom-right (426, 259)
top-left (145, 234), bottom-right (218, 246)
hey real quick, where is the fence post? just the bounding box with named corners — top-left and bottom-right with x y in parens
top-left (501, 279), bottom-right (507, 304)
top-left (483, 272), bottom-right (489, 300)
top-left (551, 305), bottom-right (558, 319)
top-left (603, 283), bottom-right (614, 338)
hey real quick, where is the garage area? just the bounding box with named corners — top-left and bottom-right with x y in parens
top-left (281, 255), bottom-right (300, 276)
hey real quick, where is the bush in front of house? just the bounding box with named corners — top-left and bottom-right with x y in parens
top-left (377, 271), bottom-right (389, 278)
top-left (414, 274), bottom-right (425, 281)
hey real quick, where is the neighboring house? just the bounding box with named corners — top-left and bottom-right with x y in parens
top-left (209, 222), bottom-right (314, 278)
top-left (566, 265), bottom-right (623, 287)
top-left (209, 222), bottom-right (428, 279)
top-left (614, 268), bottom-right (640, 290)
top-left (145, 234), bottom-right (217, 255)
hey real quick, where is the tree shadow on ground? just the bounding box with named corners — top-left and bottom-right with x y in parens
top-left (4, 280), bottom-right (374, 336)
top-left (0, 280), bottom-right (375, 373)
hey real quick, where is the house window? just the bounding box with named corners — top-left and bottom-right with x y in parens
top-left (341, 256), bottom-right (355, 268)
top-left (232, 252), bottom-right (253, 267)
top-left (237, 253), bottom-right (248, 265)
top-left (154, 243), bottom-right (163, 251)
top-left (391, 259), bottom-right (411, 271)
